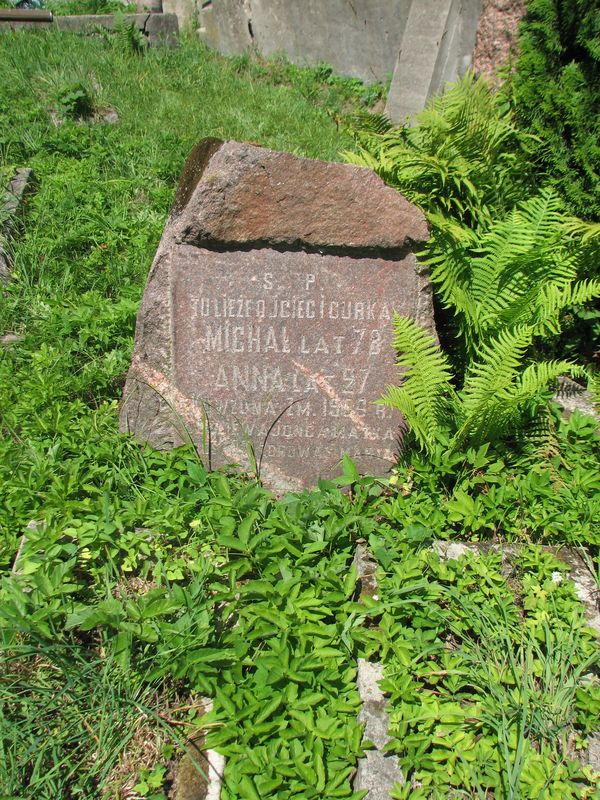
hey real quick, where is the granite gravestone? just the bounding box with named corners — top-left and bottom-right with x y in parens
top-left (120, 139), bottom-right (433, 491)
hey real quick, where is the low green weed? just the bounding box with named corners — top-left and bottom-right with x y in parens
top-left (0, 462), bottom-right (373, 797)
top-left (380, 413), bottom-right (600, 546)
top-left (229, 51), bottom-right (387, 119)
top-left (0, 34), bottom-right (379, 796)
top-left (0, 24), bottom-right (598, 800)
top-left (368, 536), bottom-right (600, 799)
top-left (55, 82), bottom-right (95, 120)
top-left (47, 0), bottom-right (137, 13)
top-left (0, 645), bottom-right (179, 799)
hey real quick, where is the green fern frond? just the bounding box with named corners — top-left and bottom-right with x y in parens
top-left (465, 190), bottom-right (579, 342)
top-left (533, 279), bottom-right (600, 336)
top-left (344, 72), bottom-right (531, 227)
top-left (515, 360), bottom-right (585, 401)
top-left (379, 315), bottom-right (456, 453)
top-left (425, 213), bottom-right (479, 247)
top-left (454, 327), bottom-right (582, 450)
top-left (340, 147), bottom-right (384, 173)
top-left (471, 190), bottom-right (569, 301)
top-left (344, 110), bottom-right (393, 136)
top-left (453, 326), bottom-right (534, 446)
top-left (113, 12), bottom-right (147, 54)
top-left (514, 403), bottom-right (563, 472)
top-left (563, 218), bottom-right (600, 243)
top-left (345, 70), bottom-right (598, 458)
top-left (462, 326), bottom-right (533, 405)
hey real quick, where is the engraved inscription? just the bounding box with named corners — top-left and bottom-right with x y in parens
top-left (171, 247), bottom-right (414, 483)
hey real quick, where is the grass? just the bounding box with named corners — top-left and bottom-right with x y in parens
top-left (0, 1), bottom-right (137, 12)
top-left (0, 646), bottom-right (177, 798)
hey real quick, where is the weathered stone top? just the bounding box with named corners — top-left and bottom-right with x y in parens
top-left (170, 138), bottom-right (429, 251)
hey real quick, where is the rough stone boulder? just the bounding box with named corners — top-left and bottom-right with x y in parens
top-left (120, 139), bottom-right (434, 491)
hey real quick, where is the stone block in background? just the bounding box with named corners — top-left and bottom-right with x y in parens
top-left (120, 138), bottom-right (434, 491)
top-left (384, 0), bottom-right (483, 123)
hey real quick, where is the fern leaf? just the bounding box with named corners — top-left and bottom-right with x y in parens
top-left (563, 218), bottom-right (600, 244)
top-left (513, 403), bottom-right (563, 471)
top-left (515, 360), bottom-right (585, 401)
top-left (453, 326), bottom-right (534, 447)
top-left (533, 279), bottom-right (600, 336)
top-left (345, 110), bottom-right (394, 136)
top-left (379, 315), bottom-right (456, 453)
top-left (467, 189), bottom-right (579, 341)
top-left (340, 148), bottom-right (383, 173)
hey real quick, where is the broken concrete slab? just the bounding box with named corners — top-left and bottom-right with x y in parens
top-left (1, 167), bottom-right (36, 286)
top-left (356, 659), bottom-right (404, 799)
top-left (353, 542), bottom-right (379, 603)
top-left (354, 542), bottom-right (404, 798)
top-left (250, 0), bottom-right (411, 84)
top-left (385, 0), bottom-right (455, 124)
top-left (197, 1), bottom-right (483, 117)
top-left (53, 12), bottom-right (179, 46)
top-left (198, 0), bottom-right (252, 55)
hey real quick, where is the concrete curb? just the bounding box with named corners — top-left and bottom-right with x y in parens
top-left (197, 0), bottom-right (483, 112)
top-left (55, 13), bottom-right (179, 46)
top-left (384, 0), bottom-right (483, 123)
top-left (0, 167), bottom-right (35, 286)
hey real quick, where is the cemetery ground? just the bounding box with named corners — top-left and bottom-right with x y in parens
top-left (1, 24), bottom-right (600, 800)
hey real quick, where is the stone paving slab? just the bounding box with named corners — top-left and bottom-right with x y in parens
top-left (1, 167), bottom-right (35, 285)
top-left (354, 543), bottom-right (404, 798)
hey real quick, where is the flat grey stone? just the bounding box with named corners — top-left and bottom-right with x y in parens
top-left (587, 731), bottom-right (600, 772)
top-left (356, 659), bottom-right (404, 798)
top-left (554, 376), bottom-right (599, 423)
top-left (0, 333), bottom-right (24, 346)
